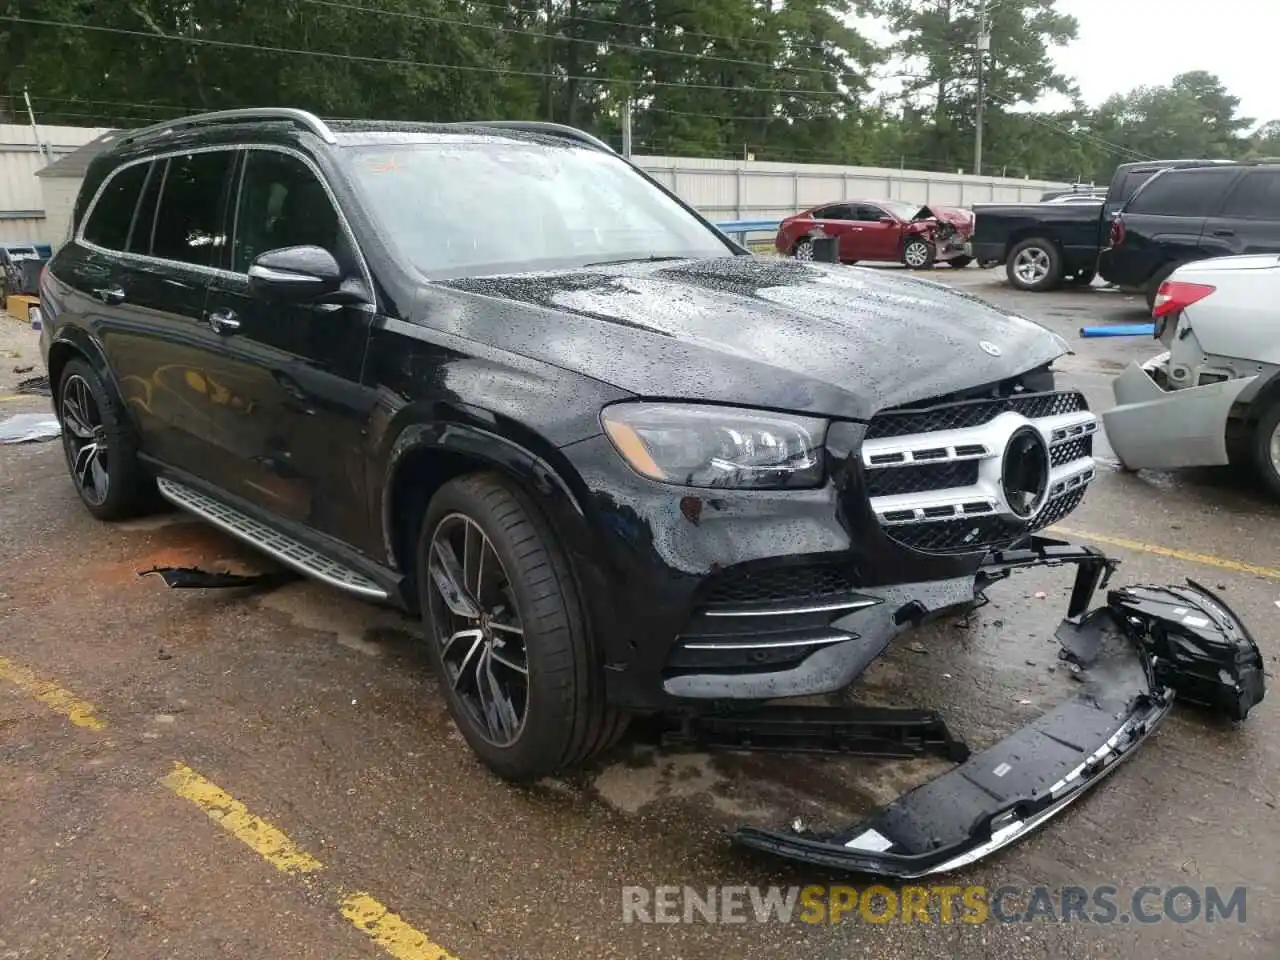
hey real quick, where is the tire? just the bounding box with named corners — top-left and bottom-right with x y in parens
top-left (792, 238), bottom-right (814, 261)
top-left (1006, 237), bottom-right (1064, 292)
top-left (944, 256), bottom-right (973, 269)
top-left (902, 238), bottom-right (935, 270)
top-left (1250, 401), bottom-right (1280, 500)
top-left (57, 357), bottom-right (155, 521)
top-left (1067, 267), bottom-right (1097, 287)
top-left (1144, 262), bottom-right (1183, 312)
top-left (416, 472), bottom-right (627, 780)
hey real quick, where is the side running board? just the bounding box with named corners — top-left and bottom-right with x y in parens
top-left (155, 478), bottom-right (388, 600)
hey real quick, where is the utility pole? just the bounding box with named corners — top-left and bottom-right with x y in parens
top-left (974, 0), bottom-right (989, 177)
top-left (621, 96), bottom-right (632, 159)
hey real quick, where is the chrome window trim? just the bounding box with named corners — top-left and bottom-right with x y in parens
top-left (75, 142), bottom-right (377, 312)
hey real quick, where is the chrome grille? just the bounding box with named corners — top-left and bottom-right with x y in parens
top-left (862, 390), bottom-right (1097, 555)
top-left (866, 391), bottom-right (1088, 440)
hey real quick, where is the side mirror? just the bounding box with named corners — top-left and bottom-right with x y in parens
top-left (248, 245), bottom-right (346, 304)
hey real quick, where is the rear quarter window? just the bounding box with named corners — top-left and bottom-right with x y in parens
top-left (1126, 169), bottom-right (1239, 217)
top-left (82, 163), bottom-right (150, 251)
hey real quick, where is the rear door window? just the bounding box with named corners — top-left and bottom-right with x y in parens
top-left (1126, 169), bottom-right (1239, 217)
top-left (83, 163), bottom-right (151, 251)
top-left (150, 150), bottom-right (236, 267)
top-left (817, 204), bottom-right (854, 221)
top-left (1218, 170), bottom-right (1280, 220)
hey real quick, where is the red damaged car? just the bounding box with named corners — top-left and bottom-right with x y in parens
top-left (774, 199), bottom-right (974, 269)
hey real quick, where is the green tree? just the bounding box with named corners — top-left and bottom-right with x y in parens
top-left (1087, 71), bottom-right (1254, 180)
top-left (863, 0), bottom-right (1079, 172)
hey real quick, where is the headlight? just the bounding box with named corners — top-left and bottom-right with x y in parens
top-left (600, 403), bottom-right (827, 489)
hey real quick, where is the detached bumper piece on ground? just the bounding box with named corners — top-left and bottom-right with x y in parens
top-left (710, 536), bottom-right (1265, 878)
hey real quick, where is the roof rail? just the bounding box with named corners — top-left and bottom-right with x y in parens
top-left (115, 108), bottom-right (337, 148)
top-left (463, 121), bottom-right (615, 154)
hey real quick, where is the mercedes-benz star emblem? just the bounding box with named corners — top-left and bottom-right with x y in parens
top-left (979, 340), bottom-right (1002, 357)
top-left (1001, 426), bottom-right (1051, 520)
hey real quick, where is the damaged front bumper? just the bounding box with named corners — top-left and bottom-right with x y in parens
top-left (1101, 352), bottom-right (1257, 470)
top-left (714, 538), bottom-right (1265, 878)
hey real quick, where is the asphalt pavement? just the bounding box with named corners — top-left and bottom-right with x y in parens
top-left (1, 268), bottom-right (1276, 960)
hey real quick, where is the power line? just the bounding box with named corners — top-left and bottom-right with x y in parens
top-left (30, 95), bottom-right (186, 114)
top-left (451, 0), bottom-right (854, 58)
top-left (298, 0), bottom-right (868, 81)
top-left (0, 15), bottom-right (857, 99)
top-left (983, 90), bottom-right (1154, 161)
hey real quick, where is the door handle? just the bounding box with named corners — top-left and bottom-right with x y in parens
top-left (207, 309), bottom-right (241, 335)
top-left (92, 285), bottom-right (126, 305)
top-left (1213, 229), bottom-right (1235, 237)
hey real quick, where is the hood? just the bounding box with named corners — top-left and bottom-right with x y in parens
top-left (919, 205), bottom-right (973, 229)
top-left (427, 256), bottom-right (1067, 421)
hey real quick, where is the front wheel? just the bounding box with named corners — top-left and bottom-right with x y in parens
top-left (902, 238), bottom-right (935, 269)
top-left (417, 473), bottom-right (627, 780)
top-left (792, 238), bottom-right (814, 261)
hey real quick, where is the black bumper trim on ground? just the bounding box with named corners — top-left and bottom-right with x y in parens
top-left (725, 537), bottom-right (1264, 879)
top-left (733, 688), bottom-right (1171, 878)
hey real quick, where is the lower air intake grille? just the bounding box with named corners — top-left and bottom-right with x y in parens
top-left (702, 565), bottom-right (856, 606)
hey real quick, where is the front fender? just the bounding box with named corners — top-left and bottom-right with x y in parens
top-left (375, 413), bottom-right (594, 567)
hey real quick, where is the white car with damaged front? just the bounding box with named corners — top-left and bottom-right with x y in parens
top-left (1103, 254), bottom-right (1280, 494)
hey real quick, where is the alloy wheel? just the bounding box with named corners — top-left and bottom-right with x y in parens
top-left (60, 374), bottom-right (110, 506)
top-left (1012, 246), bottom-right (1051, 285)
top-left (793, 240), bottom-right (814, 261)
top-left (1269, 422), bottom-right (1280, 479)
top-left (426, 512), bottom-right (529, 747)
top-left (904, 241), bottom-right (930, 268)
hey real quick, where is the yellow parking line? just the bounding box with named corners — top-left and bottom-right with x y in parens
top-left (1051, 526), bottom-right (1280, 579)
top-left (163, 762), bottom-right (457, 958)
top-left (0, 656), bottom-right (106, 730)
top-left (341, 893), bottom-right (461, 960)
top-left (160, 763), bottom-right (325, 876)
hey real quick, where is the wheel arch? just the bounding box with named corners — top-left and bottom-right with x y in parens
top-left (378, 415), bottom-right (594, 610)
top-left (47, 327), bottom-right (115, 396)
top-left (1003, 229), bottom-right (1062, 261)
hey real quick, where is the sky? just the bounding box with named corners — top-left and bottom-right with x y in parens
top-left (856, 0), bottom-right (1278, 128)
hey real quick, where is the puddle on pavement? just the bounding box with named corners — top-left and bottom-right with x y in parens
top-left (254, 584), bottom-right (423, 659)
top-left (93, 519), bottom-right (272, 587)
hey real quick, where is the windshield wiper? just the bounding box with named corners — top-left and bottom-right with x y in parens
top-left (582, 255), bottom-right (692, 267)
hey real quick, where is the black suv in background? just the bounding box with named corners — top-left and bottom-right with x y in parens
top-left (1100, 163), bottom-right (1280, 305)
top-left (972, 159), bottom-right (1238, 292)
top-left (39, 108), bottom-right (1099, 782)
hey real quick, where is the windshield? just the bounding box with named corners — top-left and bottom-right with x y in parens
top-left (344, 139), bottom-right (734, 278)
top-left (880, 200), bottom-right (924, 220)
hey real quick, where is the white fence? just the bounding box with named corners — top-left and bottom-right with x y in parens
top-left (635, 155), bottom-right (1065, 221)
top-left (0, 124), bottom-right (1069, 245)
top-left (0, 123), bottom-right (110, 242)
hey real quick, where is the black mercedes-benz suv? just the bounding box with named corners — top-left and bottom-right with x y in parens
top-left (39, 108), bottom-right (1099, 781)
